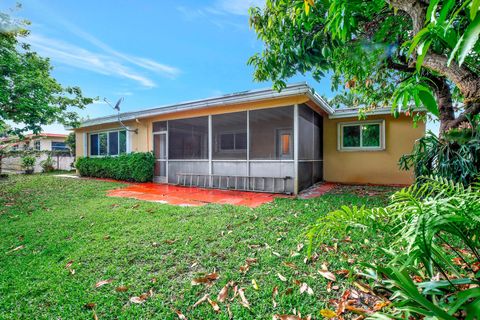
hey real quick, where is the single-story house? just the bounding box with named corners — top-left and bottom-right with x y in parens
top-left (74, 83), bottom-right (425, 194)
top-left (2, 133), bottom-right (69, 151)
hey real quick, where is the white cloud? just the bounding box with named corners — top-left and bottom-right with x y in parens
top-left (215, 0), bottom-right (264, 16)
top-left (26, 34), bottom-right (157, 88)
top-left (61, 23), bottom-right (180, 78)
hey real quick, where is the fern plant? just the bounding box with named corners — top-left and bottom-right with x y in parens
top-left (399, 116), bottom-right (480, 185)
top-left (308, 176), bottom-right (480, 318)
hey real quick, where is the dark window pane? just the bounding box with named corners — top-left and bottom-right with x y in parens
top-left (153, 121), bottom-right (167, 132)
top-left (90, 134), bottom-right (98, 156)
top-left (362, 124), bottom-right (380, 147)
top-left (99, 133), bottom-right (108, 156)
top-left (212, 111), bottom-right (247, 160)
top-left (169, 116), bottom-right (208, 159)
top-left (220, 134), bottom-right (234, 150)
top-left (34, 140), bottom-right (41, 151)
top-left (109, 132), bottom-right (119, 155)
top-left (250, 106), bottom-right (293, 160)
top-left (235, 132), bottom-right (247, 149)
top-left (119, 131), bottom-right (127, 153)
top-left (52, 142), bottom-right (68, 151)
top-left (342, 125), bottom-right (360, 147)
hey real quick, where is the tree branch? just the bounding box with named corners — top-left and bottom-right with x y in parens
top-left (422, 53), bottom-right (480, 102)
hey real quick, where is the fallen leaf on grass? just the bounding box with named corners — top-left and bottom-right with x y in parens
top-left (272, 286), bottom-right (278, 308)
top-left (272, 251), bottom-right (282, 257)
top-left (84, 302), bottom-right (96, 309)
top-left (318, 270), bottom-right (336, 282)
top-left (246, 257), bottom-right (257, 264)
top-left (297, 243), bottom-right (304, 252)
top-left (193, 294), bottom-right (210, 308)
top-left (9, 245), bottom-right (24, 253)
top-left (217, 283), bottom-right (229, 303)
top-left (175, 310), bottom-right (187, 319)
top-left (239, 264), bottom-right (250, 273)
top-left (95, 279), bottom-right (113, 288)
top-left (191, 272), bottom-right (219, 286)
top-left (336, 269), bottom-right (350, 277)
top-left (208, 298), bottom-right (221, 313)
top-left (373, 301), bottom-right (389, 311)
top-left (226, 303), bottom-right (233, 319)
top-left (336, 290), bottom-right (350, 316)
top-left (115, 286), bottom-right (129, 292)
top-left (164, 239), bottom-right (177, 245)
top-left (273, 315), bottom-right (311, 320)
top-left (130, 292), bottom-right (150, 304)
top-left (93, 311), bottom-right (99, 320)
top-left (299, 282), bottom-right (314, 295)
top-left (283, 262), bottom-right (297, 269)
top-left (252, 279), bottom-right (259, 290)
top-left (65, 260), bottom-right (74, 268)
top-left (319, 309), bottom-right (336, 318)
top-left (238, 288), bottom-right (250, 309)
top-left (353, 281), bottom-right (371, 293)
top-left (277, 273), bottom-right (287, 282)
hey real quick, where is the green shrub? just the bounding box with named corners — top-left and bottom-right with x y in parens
top-left (21, 155), bottom-right (36, 174)
top-left (308, 176), bottom-right (480, 318)
top-left (399, 117), bottom-right (480, 185)
top-left (75, 152), bottom-right (155, 182)
top-left (40, 155), bottom-right (56, 172)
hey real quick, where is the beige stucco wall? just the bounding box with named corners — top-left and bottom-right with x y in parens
top-left (323, 114), bottom-right (425, 185)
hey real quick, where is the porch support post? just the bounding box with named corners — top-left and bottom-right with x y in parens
top-left (208, 115), bottom-right (213, 187)
top-left (246, 110), bottom-right (250, 187)
top-left (126, 126), bottom-right (132, 153)
top-left (293, 104), bottom-right (299, 195)
top-left (82, 132), bottom-right (87, 157)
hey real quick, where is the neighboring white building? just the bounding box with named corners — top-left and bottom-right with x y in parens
top-left (4, 133), bottom-right (69, 151)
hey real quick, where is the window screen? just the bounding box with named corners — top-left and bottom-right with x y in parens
top-left (212, 112), bottom-right (247, 160)
top-left (169, 116), bottom-right (208, 159)
top-left (153, 121), bottom-right (167, 132)
top-left (298, 105), bottom-right (314, 160)
top-left (249, 106), bottom-right (294, 160)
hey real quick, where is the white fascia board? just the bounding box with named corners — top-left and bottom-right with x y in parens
top-left (78, 83), bottom-right (334, 129)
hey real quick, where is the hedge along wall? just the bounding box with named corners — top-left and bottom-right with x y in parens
top-left (75, 152), bottom-right (155, 182)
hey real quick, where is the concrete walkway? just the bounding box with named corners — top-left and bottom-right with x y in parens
top-left (107, 183), bottom-right (290, 207)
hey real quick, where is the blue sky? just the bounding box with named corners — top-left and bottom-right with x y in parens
top-left (2, 0), bottom-right (332, 133)
top-left (2, 0), bottom-right (437, 134)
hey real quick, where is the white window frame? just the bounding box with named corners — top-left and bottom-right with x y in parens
top-left (89, 129), bottom-right (127, 157)
top-left (337, 120), bottom-right (385, 151)
top-left (34, 140), bottom-right (41, 151)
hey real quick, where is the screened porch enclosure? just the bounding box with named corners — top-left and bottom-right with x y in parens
top-left (152, 104), bottom-right (323, 194)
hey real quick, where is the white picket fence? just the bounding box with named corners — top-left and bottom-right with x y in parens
top-left (1, 153), bottom-right (75, 173)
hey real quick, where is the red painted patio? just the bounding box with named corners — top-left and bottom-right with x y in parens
top-left (107, 183), bottom-right (291, 207)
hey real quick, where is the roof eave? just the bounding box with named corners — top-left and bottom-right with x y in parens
top-left (78, 83), bottom-right (333, 129)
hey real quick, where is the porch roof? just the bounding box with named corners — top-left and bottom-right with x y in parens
top-left (77, 83), bottom-right (332, 129)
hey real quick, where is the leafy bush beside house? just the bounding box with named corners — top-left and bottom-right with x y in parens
top-left (75, 152), bottom-right (155, 182)
top-left (399, 117), bottom-right (480, 185)
top-left (21, 155), bottom-right (36, 174)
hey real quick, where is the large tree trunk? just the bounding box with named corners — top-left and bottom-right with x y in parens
top-left (387, 0), bottom-right (480, 134)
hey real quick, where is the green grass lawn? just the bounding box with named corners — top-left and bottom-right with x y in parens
top-left (0, 174), bottom-right (395, 319)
